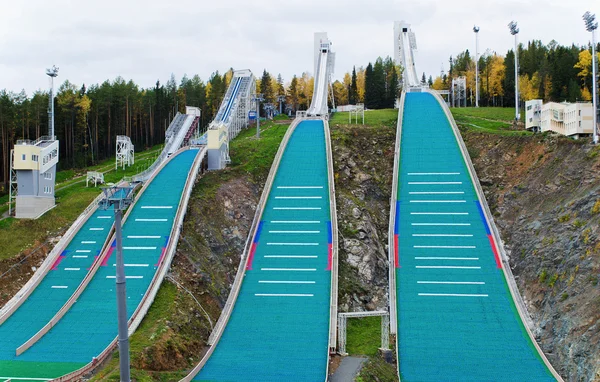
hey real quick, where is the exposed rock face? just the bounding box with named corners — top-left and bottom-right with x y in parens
top-left (330, 125), bottom-right (395, 313)
top-left (463, 130), bottom-right (600, 382)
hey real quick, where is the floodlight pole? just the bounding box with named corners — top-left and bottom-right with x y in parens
top-left (100, 187), bottom-right (133, 382)
top-left (113, 205), bottom-right (130, 382)
top-left (509, 21), bottom-right (520, 121)
top-left (252, 93), bottom-right (264, 139)
top-left (46, 65), bottom-right (59, 138)
top-left (473, 26), bottom-right (480, 107)
top-left (584, 11), bottom-right (598, 144)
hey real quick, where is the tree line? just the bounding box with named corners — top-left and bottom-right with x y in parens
top-left (432, 40), bottom-right (600, 107)
top-left (331, 56), bottom-right (401, 109)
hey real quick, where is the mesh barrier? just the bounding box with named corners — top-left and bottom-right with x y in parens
top-left (394, 93), bottom-right (555, 381)
top-left (196, 120), bottom-right (331, 381)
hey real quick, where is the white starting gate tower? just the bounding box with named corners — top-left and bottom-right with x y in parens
top-left (116, 135), bottom-right (134, 170)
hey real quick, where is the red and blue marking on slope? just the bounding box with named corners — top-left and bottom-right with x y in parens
top-left (475, 201), bottom-right (502, 269)
top-left (326, 221), bottom-right (333, 271)
top-left (101, 240), bottom-right (117, 267)
top-left (154, 235), bottom-right (170, 267)
top-left (394, 201), bottom-right (400, 268)
top-left (246, 221), bottom-right (264, 271)
top-left (51, 250), bottom-right (69, 270)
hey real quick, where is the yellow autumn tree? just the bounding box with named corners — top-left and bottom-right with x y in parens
top-left (489, 54), bottom-right (505, 99)
top-left (356, 67), bottom-right (365, 102)
top-left (431, 76), bottom-right (446, 90)
top-left (519, 72), bottom-right (540, 101)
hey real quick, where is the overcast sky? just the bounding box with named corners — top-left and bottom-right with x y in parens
top-left (0, 0), bottom-right (597, 94)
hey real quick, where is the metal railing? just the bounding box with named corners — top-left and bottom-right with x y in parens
top-left (324, 119), bottom-right (339, 357)
top-left (16, 135), bottom-right (56, 146)
top-left (427, 89), bottom-right (563, 382)
top-left (387, 92), bottom-right (405, 335)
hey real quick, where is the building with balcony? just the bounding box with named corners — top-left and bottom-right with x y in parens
top-left (538, 101), bottom-right (594, 139)
top-left (12, 136), bottom-right (59, 218)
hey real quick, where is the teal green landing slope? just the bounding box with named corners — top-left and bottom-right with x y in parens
top-left (393, 92), bottom-right (555, 381)
top-left (0, 149), bottom-right (199, 380)
top-left (0, 207), bottom-right (114, 380)
top-left (196, 120), bottom-right (332, 381)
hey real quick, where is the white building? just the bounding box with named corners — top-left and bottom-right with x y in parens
top-left (525, 99), bottom-right (543, 131)
top-left (540, 102), bottom-right (594, 138)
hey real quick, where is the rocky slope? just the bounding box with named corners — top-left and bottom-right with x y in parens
top-left (330, 123), bottom-right (395, 312)
top-left (463, 129), bottom-right (600, 382)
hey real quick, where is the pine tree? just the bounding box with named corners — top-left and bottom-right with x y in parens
top-left (421, 72), bottom-right (426, 85)
top-left (364, 63), bottom-right (375, 109)
top-left (349, 66), bottom-right (358, 105)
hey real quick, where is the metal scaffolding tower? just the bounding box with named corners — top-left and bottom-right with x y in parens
top-left (116, 135), bottom-right (135, 170)
top-left (451, 77), bottom-right (467, 107)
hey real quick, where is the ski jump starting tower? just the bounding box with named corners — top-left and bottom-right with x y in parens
top-left (207, 69), bottom-right (256, 170)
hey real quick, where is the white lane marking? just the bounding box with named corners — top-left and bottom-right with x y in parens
top-left (135, 218), bottom-right (167, 222)
top-left (123, 246), bottom-right (157, 250)
top-left (266, 243), bottom-right (318, 246)
top-left (414, 246), bottom-right (476, 249)
top-left (410, 212), bottom-right (468, 215)
top-left (90, 228), bottom-right (104, 231)
top-left (112, 264), bottom-right (150, 267)
top-left (412, 234), bottom-right (473, 237)
top-left (268, 231), bottom-right (320, 234)
top-left (408, 172), bottom-right (461, 175)
top-left (51, 286), bottom-right (68, 289)
top-left (258, 280), bottom-right (316, 284)
top-left (412, 223), bottom-right (471, 226)
top-left (264, 255), bottom-right (318, 258)
top-left (106, 276), bottom-right (144, 279)
top-left (416, 266), bottom-right (481, 269)
top-left (81, 241), bottom-right (96, 244)
top-left (417, 281), bottom-right (485, 285)
top-left (409, 191), bottom-right (465, 195)
top-left (408, 182), bottom-right (462, 185)
top-left (97, 216), bottom-right (112, 219)
top-left (261, 268), bottom-right (316, 271)
top-left (273, 207), bottom-right (321, 210)
top-left (0, 378), bottom-right (53, 381)
top-left (141, 206), bottom-right (172, 209)
top-left (410, 200), bottom-right (466, 203)
top-left (64, 268), bottom-right (80, 271)
top-left (277, 186), bottom-right (323, 189)
top-left (415, 257), bottom-right (479, 261)
top-left (72, 255), bottom-right (88, 259)
top-left (275, 196), bottom-right (322, 199)
top-left (255, 293), bottom-right (314, 297)
top-left (418, 293), bottom-right (488, 297)
top-left (127, 235), bottom-right (161, 239)
top-left (76, 250), bottom-right (91, 253)
top-left (271, 220), bottom-right (320, 224)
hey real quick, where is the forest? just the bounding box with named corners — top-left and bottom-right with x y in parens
top-left (0, 39), bottom-right (598, 194)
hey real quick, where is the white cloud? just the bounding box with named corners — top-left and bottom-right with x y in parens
top-left (0, 0), bottom-right (597, 94)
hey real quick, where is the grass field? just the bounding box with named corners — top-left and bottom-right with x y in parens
top-left (0, 144), bottom-right (163, 261)
top-left (451, 107), bottom-right (532, 136)
top-left (330, 109), bottom-right (398, 128)
top-left (346, 316), bottom-right (382, 357)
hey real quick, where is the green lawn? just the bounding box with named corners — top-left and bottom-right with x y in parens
top-left (330, 109), bottom-right (398, 128)
top-left (346, 316), bottom-right (382, 357)
top-left (451, 107), bottom-right (532, 136)
top-left (451, 107), bottom-right (521, 122)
